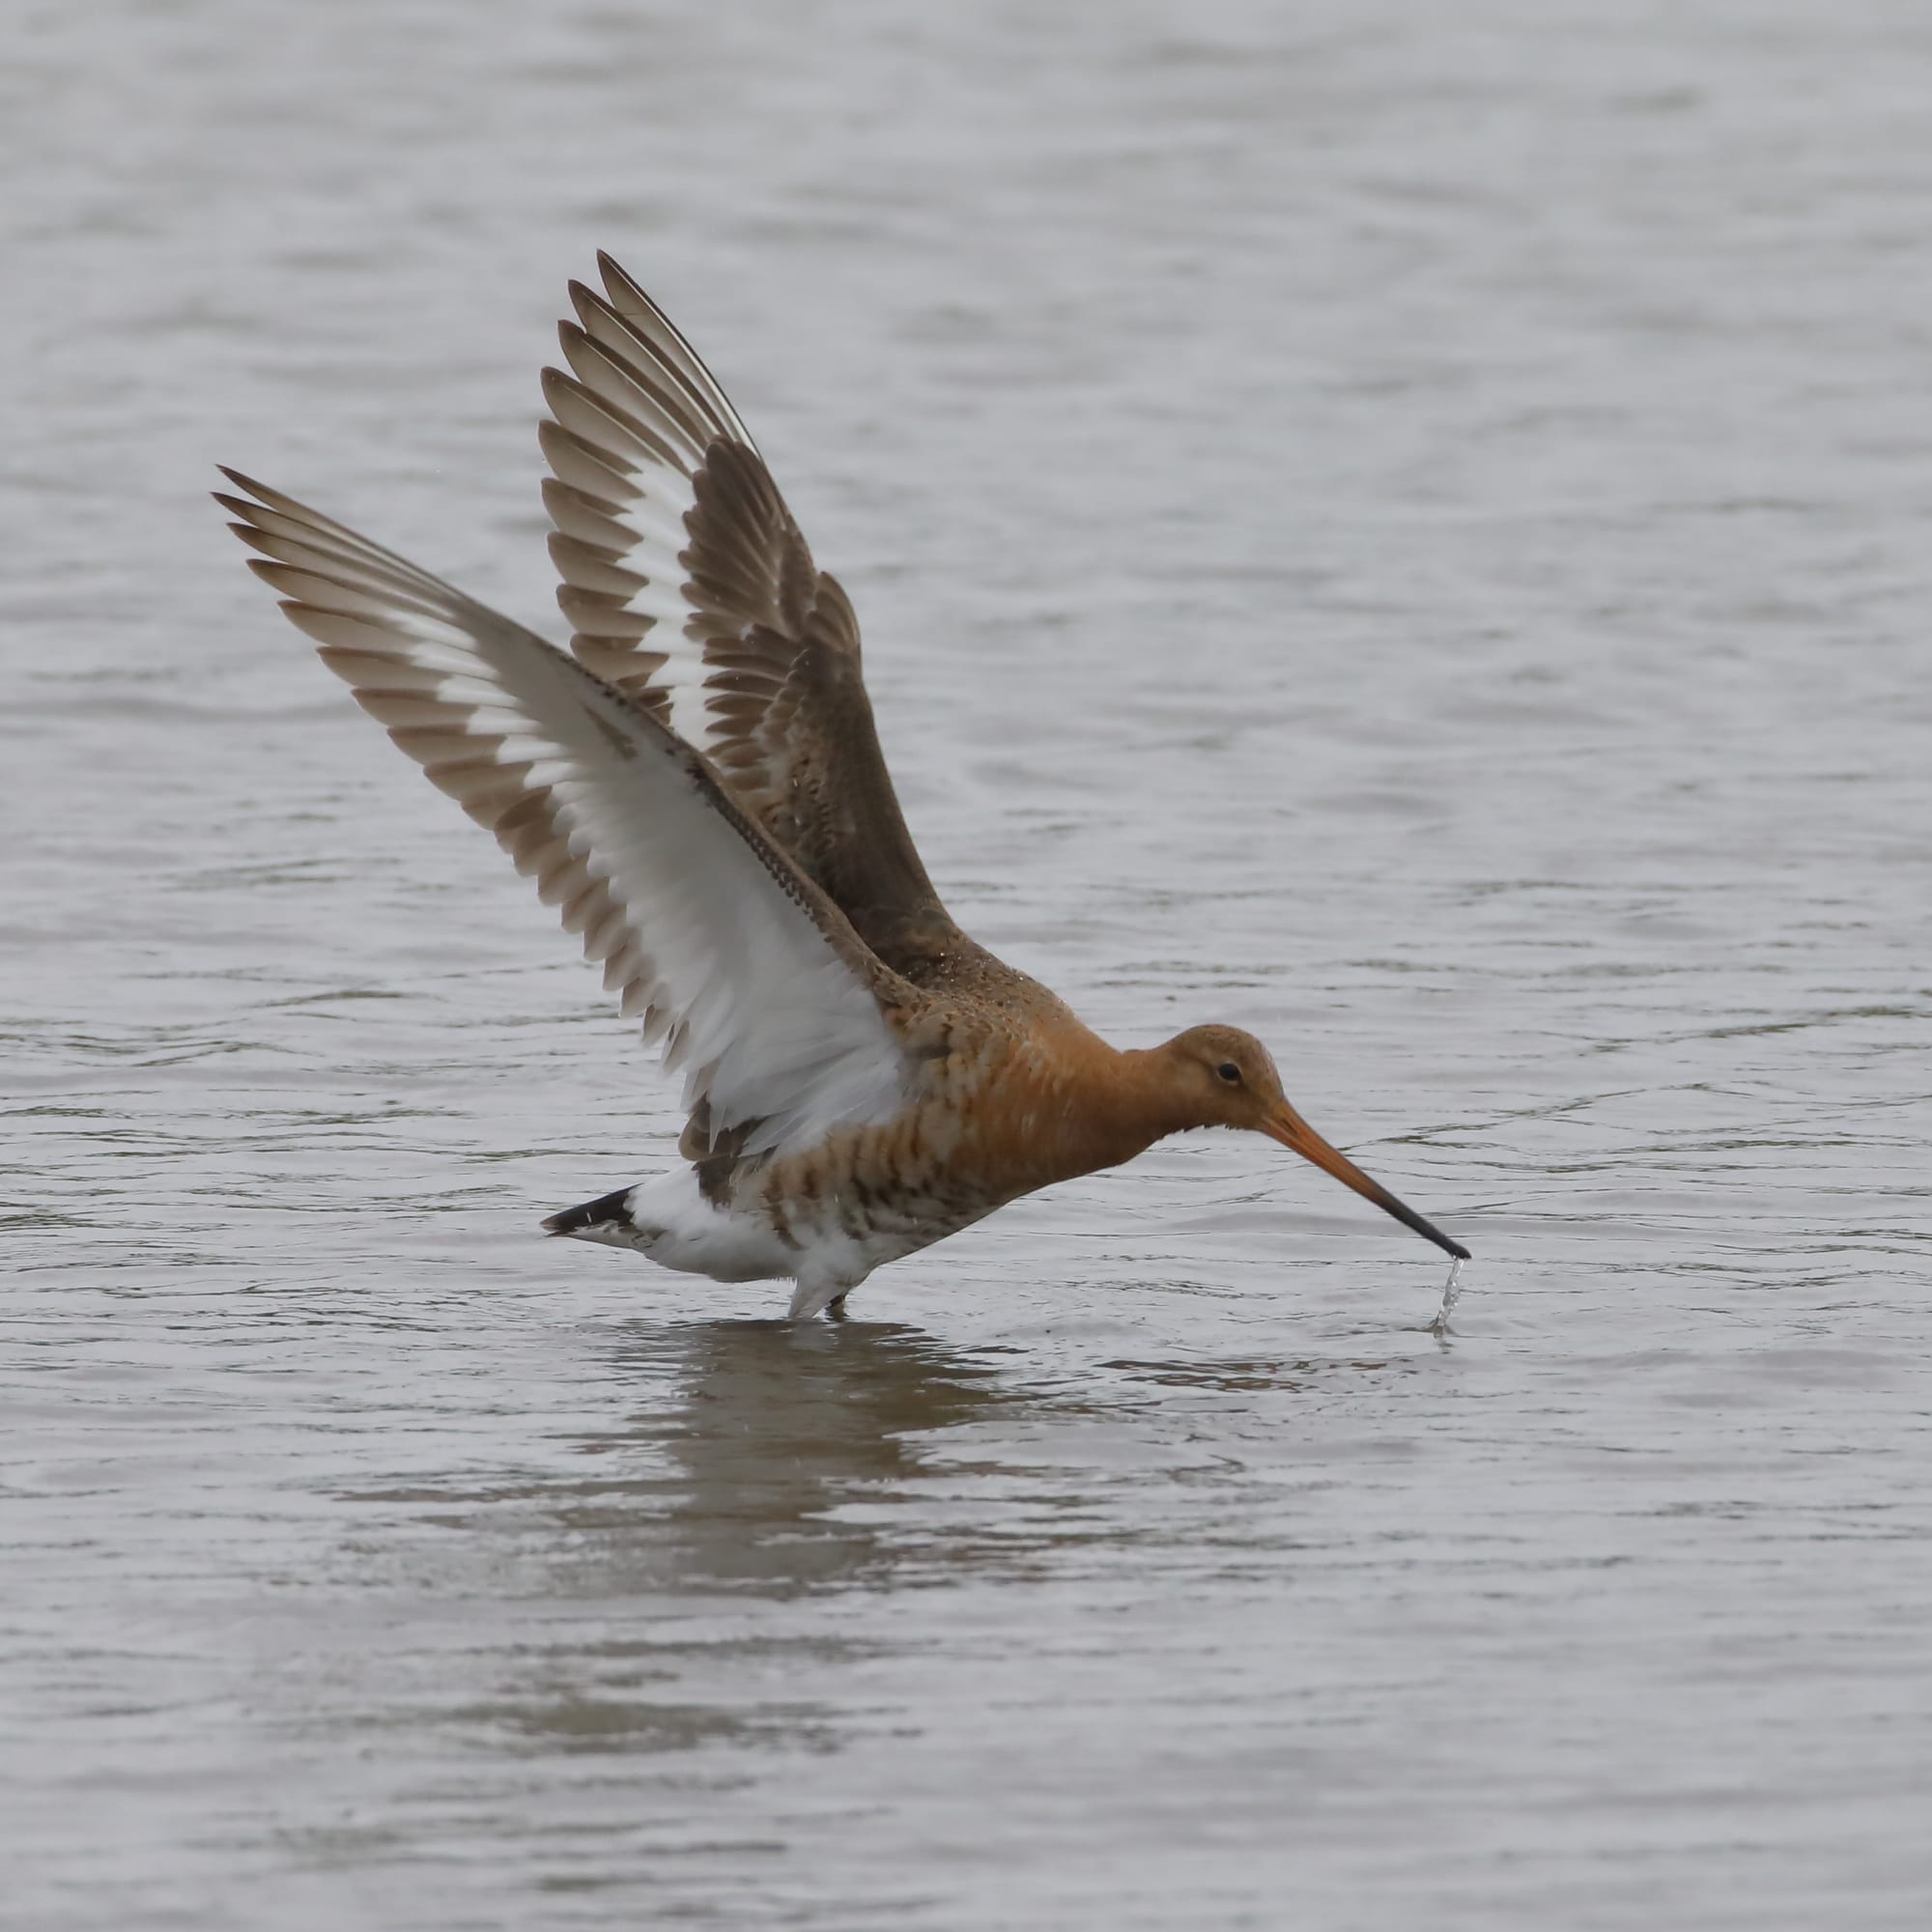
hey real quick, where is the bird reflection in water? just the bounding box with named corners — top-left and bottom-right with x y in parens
top-left (354, 1320), bottom-right (1021, 1768)
top-left (562, 1316), bottom-right (1016, 1600)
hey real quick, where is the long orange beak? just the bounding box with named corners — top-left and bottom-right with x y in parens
top-left (1261, 1102), bottom-right (1470, 1260)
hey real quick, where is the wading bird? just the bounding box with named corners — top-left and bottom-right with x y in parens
top-left (218, 255), bottom-right (1467, 1318)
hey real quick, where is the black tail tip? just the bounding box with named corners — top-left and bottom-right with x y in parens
top-left (542, 1185), bottom-right (636, 1237)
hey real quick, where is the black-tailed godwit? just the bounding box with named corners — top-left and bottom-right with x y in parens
top-left (217, 254), bottom-right (1468, 1318)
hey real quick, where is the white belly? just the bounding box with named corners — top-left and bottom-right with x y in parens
top-left (559, 1165), bottom-right (961, 1317)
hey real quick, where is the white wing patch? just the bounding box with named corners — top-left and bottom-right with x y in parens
top-left (540, 252), bottom-right (793, 757)
top-left (218, 470), bottom-right (911, 1159)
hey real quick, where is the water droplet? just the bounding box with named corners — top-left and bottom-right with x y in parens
top-left (1429, 1256), bottom-right (1464, 1337)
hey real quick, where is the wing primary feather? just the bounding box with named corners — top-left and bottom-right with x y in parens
top-left (586, 256), bottom-right (758, 452)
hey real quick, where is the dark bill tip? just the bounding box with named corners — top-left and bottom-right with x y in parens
top-left (1264, 1105), bottom-right (1470, 1262)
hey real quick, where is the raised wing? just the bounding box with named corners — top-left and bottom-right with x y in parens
top-left (216, 469), bottom-right (918, 1159)
top-left (539, 253), bottom-right (958, 967)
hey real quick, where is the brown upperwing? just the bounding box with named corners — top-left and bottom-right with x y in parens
top-left (541, 255), bottom-right (969, 981)
top-left (675, 439), bottom-right (964, 969)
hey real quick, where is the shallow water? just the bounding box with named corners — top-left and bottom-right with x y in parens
top-left (6, 2), bottom-right (1932, 1926)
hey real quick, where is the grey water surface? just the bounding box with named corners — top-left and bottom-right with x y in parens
top-left (5, 3), bottom-right (1931, 1926)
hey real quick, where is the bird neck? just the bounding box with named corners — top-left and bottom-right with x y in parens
top-left (1037, 1038), bottom-right (1196, 1183)
top-left (953, 1030), bottom-right (1195, 1200)
top-left (1115, 1041), bottom-right (1205, 1145)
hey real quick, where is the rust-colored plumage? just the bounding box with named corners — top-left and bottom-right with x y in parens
top-left (218, 254), bottom-right (1467, 1318)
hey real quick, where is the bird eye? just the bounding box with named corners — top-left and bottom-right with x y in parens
top-left (1216, 1062), bottom-right (1241, 1084)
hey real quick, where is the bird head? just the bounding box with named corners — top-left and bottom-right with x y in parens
top-left (1159, 1025), bottom-right (1469, 1261)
